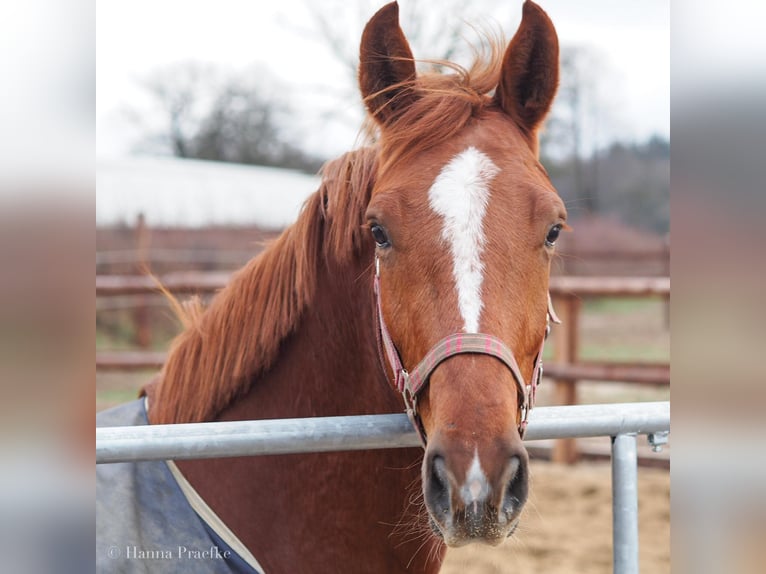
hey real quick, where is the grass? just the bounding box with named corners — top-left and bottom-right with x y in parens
top-left (579, 298), bottom-right (668, 361)
top-left (96, 371), bottom-right (158, 413)
top-left (96, 329), bottom-right (140, 351)
top-left (542, 343), bottom-right (667, 363)
top-left (582, 297), bottom-right (660, 315)
top-left (97, 389), bottom-right (142, 412)
top-left (579, 342), bottom-right (668, 362)
top-left (96, 306), bottom-right (181, 351)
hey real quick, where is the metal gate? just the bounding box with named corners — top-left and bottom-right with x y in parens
top-left (97, 401), bottom-right (670, 574)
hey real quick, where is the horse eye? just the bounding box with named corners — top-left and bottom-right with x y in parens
top-left (545, 224), bottom-right (562, 247)
top-left (370, 224), bottom-right (391, 248)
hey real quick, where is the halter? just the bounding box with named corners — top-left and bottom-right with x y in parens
top-left (373, 256), bottom-right (560, 446)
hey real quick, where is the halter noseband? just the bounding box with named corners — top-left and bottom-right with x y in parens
top-left (373, 256), bottom-right (560, 446)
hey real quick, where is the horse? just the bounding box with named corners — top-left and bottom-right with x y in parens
top-left (96, 1), bottom-right (566, 572)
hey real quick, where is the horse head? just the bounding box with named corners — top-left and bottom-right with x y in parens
top-left (359, 1), bottom-right (566, 547)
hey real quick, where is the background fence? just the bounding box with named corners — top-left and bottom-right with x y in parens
top-left (95, 270), bottom-right (670, 465)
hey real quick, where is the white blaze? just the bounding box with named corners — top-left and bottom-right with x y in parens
top-left (428, 147), bottom-right (499, 333)
top-left (461, 449), bottom-right (490, 506)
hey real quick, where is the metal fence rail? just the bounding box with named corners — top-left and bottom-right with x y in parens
top-left (96, 401), bottom-right (669, 463)
top-left (96, 401), bottom-right (669, 574)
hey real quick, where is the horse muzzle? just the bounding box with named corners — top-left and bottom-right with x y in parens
top-left (422, 443), bottom-right (529, 547)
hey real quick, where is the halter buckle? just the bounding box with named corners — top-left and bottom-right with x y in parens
top-left (519, 419), bottom-right (528, 439)
top-left (547, 293), bottom-right (562, 325)
top-left (518, 403), bottom-right (529, 438)
top-left (536, 361), bottom-right (544, 388)
top-left (401, 371), bottom-right (416, 412)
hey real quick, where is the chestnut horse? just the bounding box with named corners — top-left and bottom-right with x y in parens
top-left (141, 2), bottom-right (565, 572)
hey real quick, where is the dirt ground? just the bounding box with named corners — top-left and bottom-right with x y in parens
top-left (440, 460), bottom-right (670, 574)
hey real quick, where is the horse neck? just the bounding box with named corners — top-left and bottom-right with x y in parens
top-left (216, 252), bottom-right (400, 422)
top-left (176, 251), bottom-right (444, 573)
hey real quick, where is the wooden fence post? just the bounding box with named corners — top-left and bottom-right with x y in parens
top-left (551, 295), bottom-right (581, 464)
top-left (133, 213), bottom-right (152, 349)
top-left (662, 235), bottom-right (670, 329)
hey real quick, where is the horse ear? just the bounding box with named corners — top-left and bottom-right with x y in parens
top-left (494, 1), bottom-right (559, 140)
top-left (358, 2), bottom-right (417, 127)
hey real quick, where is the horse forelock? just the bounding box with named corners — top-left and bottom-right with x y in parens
top-left (149, 148), bottom-right (378, 424)
top-left (370, 35), bottom-right (508, 172)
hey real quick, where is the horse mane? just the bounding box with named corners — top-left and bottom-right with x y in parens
top-left (150, 147), bottom-right (377, 424)
top-left (150, 38), bottom-right (507, 425)
top-left (368, 36), bottom-right (507, 172)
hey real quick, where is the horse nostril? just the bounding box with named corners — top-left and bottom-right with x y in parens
top-left (425, 455), bottom-right (452, 519)
top-left (501, 454), bottom-right (529, 519)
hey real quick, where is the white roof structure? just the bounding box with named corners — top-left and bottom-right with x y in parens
top-left (97, 156), bottom-right (322, 229)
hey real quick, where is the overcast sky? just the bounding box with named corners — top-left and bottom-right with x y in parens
top-left (97, 0), bottom-right (669, 161)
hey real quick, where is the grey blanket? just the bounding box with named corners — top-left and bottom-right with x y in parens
top-left (96, 400), bottom-right (261, 573)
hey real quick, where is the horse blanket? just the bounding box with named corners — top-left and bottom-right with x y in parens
top-left (96, 400), bottom-right (265, 573)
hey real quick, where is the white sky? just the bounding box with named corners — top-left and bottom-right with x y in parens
top-left (97, 0), bottom-right (669, 160)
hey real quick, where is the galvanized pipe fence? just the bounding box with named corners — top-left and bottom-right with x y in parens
top-left (97, 401), bottom-right (669, 574)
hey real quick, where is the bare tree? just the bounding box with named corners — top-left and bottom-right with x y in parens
top-left (300, 0), bottom-right (478, 81)
top-left (131, 62), bottom-right (322, 172)
top-left (193, 79), bottom-right (283, 164)
top-left (136, 62), bottom-right (222, 158)
top-left (540, 45), bottom-right (610, 213)
top-left (285, 0), bottom-right (500, 133)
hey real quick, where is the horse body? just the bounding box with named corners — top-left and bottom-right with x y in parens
top-left (104, 2), bottom-right (565, 572)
